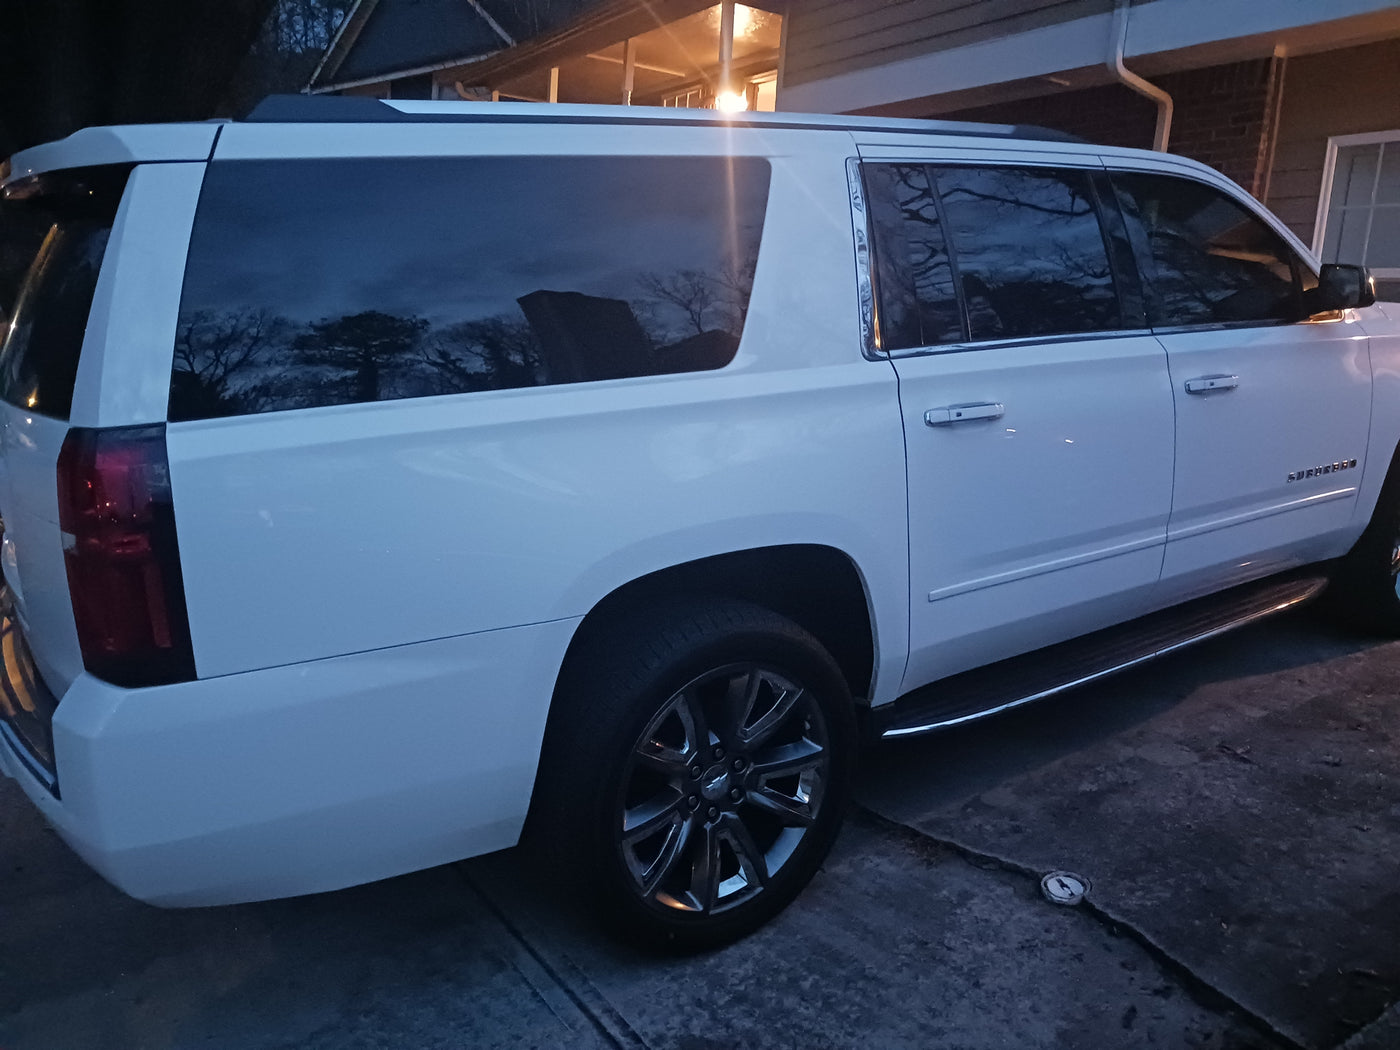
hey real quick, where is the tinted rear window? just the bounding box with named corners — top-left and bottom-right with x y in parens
top-left (0, 167), bottom-right (129, 420)
top-left (170, 156), bottom-right (771, 421)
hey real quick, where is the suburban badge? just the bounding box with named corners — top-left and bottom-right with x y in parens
top-left (1288, 459), bottom-right (1358, 483)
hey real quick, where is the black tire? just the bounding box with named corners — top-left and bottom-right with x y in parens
top-left (525, 598), bottom-right (856, 949)
top-left (1327, 463), bottom-right (1400, 635)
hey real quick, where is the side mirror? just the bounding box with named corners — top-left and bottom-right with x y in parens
top-left (1311, 263), bottom-right (1377, 312)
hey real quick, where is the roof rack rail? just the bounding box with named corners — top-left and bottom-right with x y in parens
top-left (244, 95), bottom-right (1086, 145)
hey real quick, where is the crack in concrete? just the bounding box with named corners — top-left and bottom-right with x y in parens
top-left (851, 803), bottom-right (1311, 1050)
top-left (455, 863), bottom-right (652, 1050)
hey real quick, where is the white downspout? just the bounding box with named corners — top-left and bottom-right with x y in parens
top-left (1109, 0), bottom-right (1172, 151)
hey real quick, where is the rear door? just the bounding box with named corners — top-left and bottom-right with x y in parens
top-left (855, 153), bottom-right (1176, 688)
top-left (1107, 167), bottom-right (1373, 599)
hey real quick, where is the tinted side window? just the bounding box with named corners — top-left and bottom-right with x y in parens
top-left (863, 163), bottom-right (962, 351)
top-left (1111, 172), bottom-right (1302, 327)
top-left (170, 156), bottom-right (770, 421)
top-left (0, 167), bottom-right (129, 421)
top-left (931, 167), bottom-right (1120, 341)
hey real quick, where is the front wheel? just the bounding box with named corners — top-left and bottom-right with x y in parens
top-left (1328, 466), bottom-right (1400, 635)
top-left (528, 599), bottom-right (856, 949)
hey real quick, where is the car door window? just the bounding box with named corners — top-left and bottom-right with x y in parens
top-left (931, 166), bottom-right (1121, 341)
top-left (862, 163), bottom-right (1122, 350)
top-left (1111, 172), bottom-right (1307, 328)
top-left (862, 163), bottom-right (963, 351)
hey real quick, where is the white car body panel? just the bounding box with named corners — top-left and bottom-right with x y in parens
top-left (4, 124), bottom-right (218, 184)
top-left (0, 405), bottom-right (84, 694)
top-left (895, 334), bottom-right (1175, 688)
top-left (169, 363), bottom-right (908, 687)
top-left (1356, 302), bottom-right (1400, 521)
top-left (70, 162), bottom-right (208, 428)
top-left (0, 616), bottom-right (577, 905)
top-left (1155, 318), bottom-right (1372, 598)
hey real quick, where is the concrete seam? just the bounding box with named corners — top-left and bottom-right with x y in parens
top-left (852, 803), bottom-right (1310, 1050)
top-left (455, 863), bottom-right (652, 1050)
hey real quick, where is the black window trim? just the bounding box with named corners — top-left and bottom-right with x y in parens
top-left (855, 157), bottom-right (1148, 359)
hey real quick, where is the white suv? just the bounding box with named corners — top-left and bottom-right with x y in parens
top-left (0, 96), bottom-right (1393, 947)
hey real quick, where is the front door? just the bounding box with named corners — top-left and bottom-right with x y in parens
top-left (1108, 168), bottom-right (1373, 598)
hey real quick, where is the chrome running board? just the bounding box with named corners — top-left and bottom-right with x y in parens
top-left (876, 573), bottom-right (1330, 740)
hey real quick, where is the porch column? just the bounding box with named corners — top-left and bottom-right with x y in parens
top-left (719, 0), bottom-right (734, 94)
top-left (622, 38), bottom-right (636, 105)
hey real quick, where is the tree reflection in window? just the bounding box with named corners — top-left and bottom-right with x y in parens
top-left (864, 164), bottom-right (962, 351)
top-left (862, 163), bottom-right (1121, 349)
top-left (929, 167), bottom-right (1119, 341)
top-left (169, 156), bottom-right (769, 421)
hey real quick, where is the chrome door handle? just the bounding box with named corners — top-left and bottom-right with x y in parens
top-left (924, 402), bottom-right (1004, 426)
top-left (1184, 374), bottom-right (1238, 394)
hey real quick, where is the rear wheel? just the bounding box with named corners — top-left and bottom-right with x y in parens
top-left (528, 599), bottom-right (855, 949)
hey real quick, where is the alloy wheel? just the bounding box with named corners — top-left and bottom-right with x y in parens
top-left (615, 663), bottom-right (830, 916)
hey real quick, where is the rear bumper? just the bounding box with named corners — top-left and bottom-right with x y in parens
top-left (0, 616), bottom-right (578, 906)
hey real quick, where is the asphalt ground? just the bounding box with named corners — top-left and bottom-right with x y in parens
top-left (0, 607), bottom-right (1397, 1049)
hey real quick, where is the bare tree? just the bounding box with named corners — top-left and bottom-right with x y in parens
top-left (292, 310), bottom-right (428, 404)
top-left (171, 308), bottom-right (290, 417)
top-left (637, 270), bottom-right (716, 338)
top-left (221, 0), bottom-right (351, 117)
top-left (422, 315), bottom-right (541, 392)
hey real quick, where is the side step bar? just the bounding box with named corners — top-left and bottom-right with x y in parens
top-left (875, 573), bottom-right (1330, 740)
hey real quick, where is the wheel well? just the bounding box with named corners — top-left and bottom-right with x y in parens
top-left (565, 545), bottom-right (876, 701)
top-left (1356, 438), bottom-right (1400, 537)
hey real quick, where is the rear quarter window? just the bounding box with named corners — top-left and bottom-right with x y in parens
top-left (0, 167), bottom-right (129, 421)
top-left (170, 155), bottom-right (772, 421)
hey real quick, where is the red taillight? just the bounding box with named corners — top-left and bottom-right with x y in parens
top-left (56, 425), bottom-right (195, 687)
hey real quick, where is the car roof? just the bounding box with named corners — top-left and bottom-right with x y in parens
top-left (245, 94), bottom-right (1085, 145)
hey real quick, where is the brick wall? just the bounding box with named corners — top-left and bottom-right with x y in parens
top-left (942, 57), bottom-right (1285, 196)
top-left (1156, 58), bottom-right (1283, 196)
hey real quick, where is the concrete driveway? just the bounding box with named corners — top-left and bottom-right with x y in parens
top-left (1, 609), bottom-right (1396, 1049)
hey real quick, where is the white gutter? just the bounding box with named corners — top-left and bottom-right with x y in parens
top-left (1109, 0), bottom-right (1172, 150)
top-left (307, 51), bottom-right (503, 94)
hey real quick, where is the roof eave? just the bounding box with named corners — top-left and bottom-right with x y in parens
top-left (307, 0), bottom-right (381, 90)
top-left (434, 0), bottom-right (712, 88)
top-left (308, 50), bottom-right (501, 94)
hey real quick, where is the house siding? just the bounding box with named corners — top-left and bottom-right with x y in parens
top-left (1263, 39), bottom-right (1400, 250)
top-left (782, 0), bottom-right (1116, 88)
